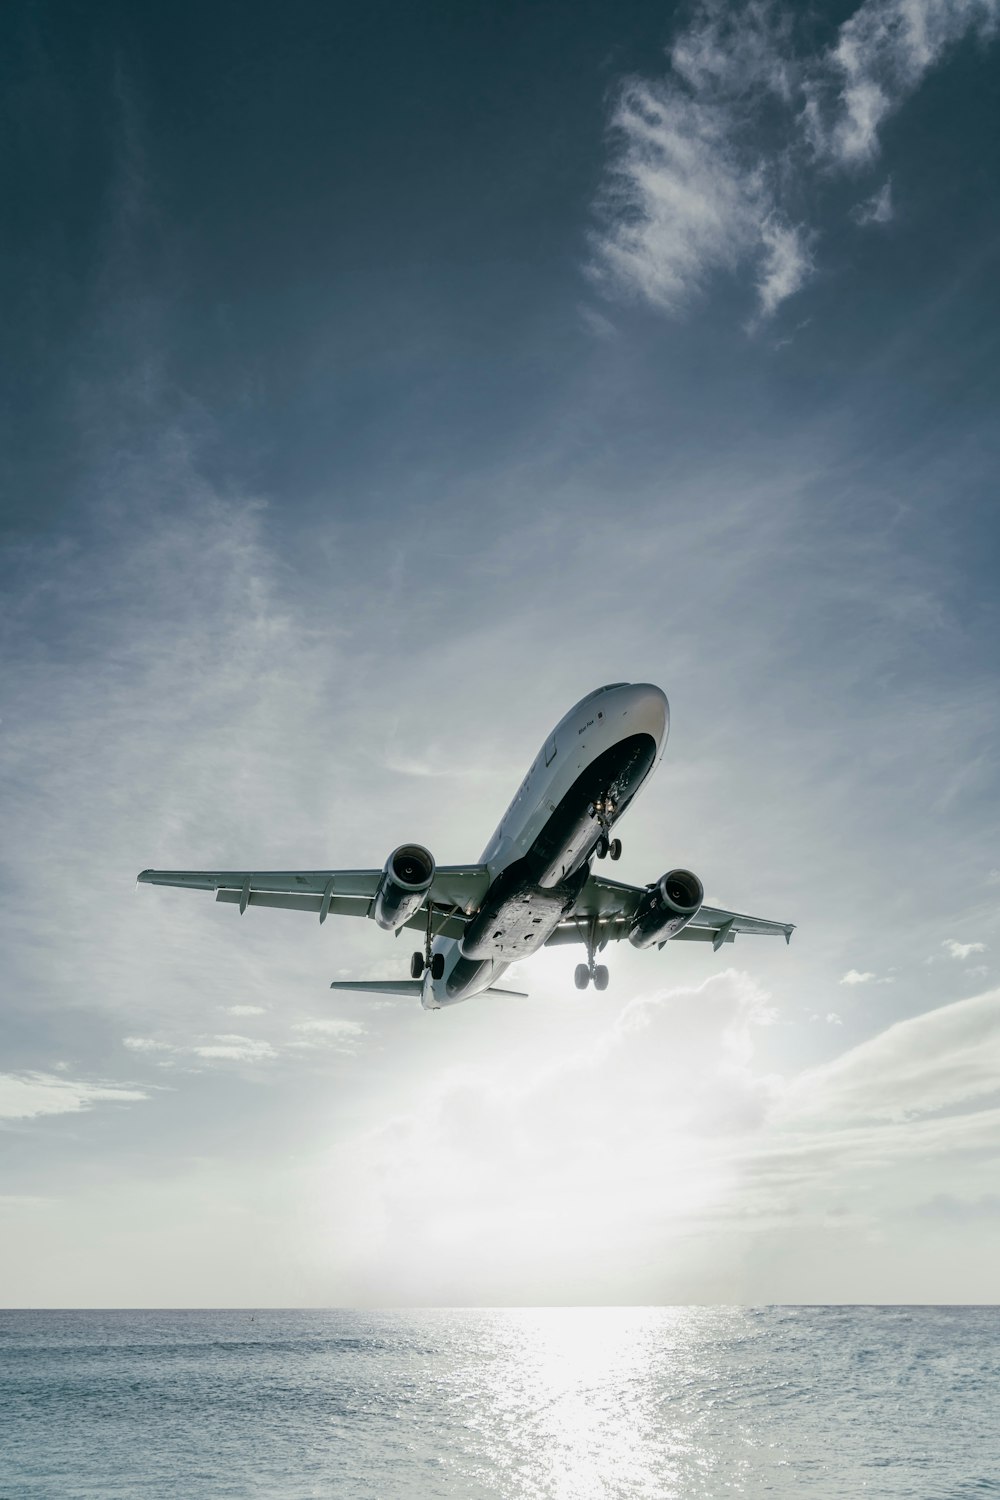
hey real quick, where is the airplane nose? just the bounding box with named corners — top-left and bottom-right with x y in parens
top-left (627, 682), bottom-right (670, 751)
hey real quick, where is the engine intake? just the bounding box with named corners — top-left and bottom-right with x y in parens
top-left (373, 843), bottom-right (435, 932)
top-left (628, 868), bottom-right (704, 949)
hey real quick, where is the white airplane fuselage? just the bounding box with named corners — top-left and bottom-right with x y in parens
top-left (422, 682), bottom-right (669, 1008)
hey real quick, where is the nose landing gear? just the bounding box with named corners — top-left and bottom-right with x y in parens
top-left (591, 797), bottom-right (622, 860)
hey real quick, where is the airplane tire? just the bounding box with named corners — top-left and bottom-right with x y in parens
top-left (574, 964), bottom-right (590, 991)
top-left (595, 835), bottom-right (609, 860)
top-left (410, 951), bottom-right (425, 979)
top-left (593, 965), bottom-right (609, 991)
top-left (430, 952), bottom-right (446, 980)
top-left (609, 839), bottom-right (622, 861)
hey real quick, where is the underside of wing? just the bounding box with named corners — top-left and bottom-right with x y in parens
top-left (137, 864), bottom-right (490, 940)
top-left (547, 872), bottom-right (794, 953)
top-left (687, 904), bottom-right (795, 946)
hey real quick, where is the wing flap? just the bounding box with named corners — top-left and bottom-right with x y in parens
top-left (689, 904), bottom-right (795, 943)
top-left (548, 896), bottom-right (793, 950)
top-left (139, 868), bottom-right (382, 898)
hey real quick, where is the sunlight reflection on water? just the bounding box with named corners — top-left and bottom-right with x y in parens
top-left (2, 1306), bottom-right (998, 1498)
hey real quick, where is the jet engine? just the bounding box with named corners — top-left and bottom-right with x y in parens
top-left (628, 868), bottom-right (704, 949)
top-left (372, 843), bottom-right (435, 931)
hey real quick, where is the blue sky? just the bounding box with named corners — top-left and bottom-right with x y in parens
top-left (2, 0), bottom-right (999, 1305)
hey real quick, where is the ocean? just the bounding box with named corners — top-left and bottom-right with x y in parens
top-left (0, 1307), bottom-right (997, 1498)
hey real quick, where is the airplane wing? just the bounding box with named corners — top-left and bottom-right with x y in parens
top-left (546, 873), bottom-right (794, 952)
top-left (136, 865), bottom-right (491, 941)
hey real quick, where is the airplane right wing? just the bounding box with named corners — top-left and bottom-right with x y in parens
top-left (546, 873), bottom-right (794, 952)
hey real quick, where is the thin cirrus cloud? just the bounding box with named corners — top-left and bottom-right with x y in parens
top-left (124, 1034), bottom-right (278, 1063)
top-left (0, 1072), bottom-right (147, 1121)
top-left (851, 178), bottom-right (894, 225)
top-left (590, 0), bottom-right (997, 320)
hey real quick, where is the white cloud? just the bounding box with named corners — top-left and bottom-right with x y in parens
top-left (0, 1072), bottom-right (147, 1121)
top-left (754, 217), bottom-right (814, 319)
top-left (123, 1036), bottom-right (173, 1053)
top-left (943, 938), bottom-right (987, 960)
top-left (826, 1012), bottom-right (843, 1024)
top-left (851, 179), bottom-right (894, 225)
top-left (815, 0), bottom-right (1000, 166)
top-left (224, 1005), bottom-right (267, 1016)
top-left (591, 80), bottom-right (766, 316)
top-left (290, 1017), bottom-right (366, 1051)
top-left (190, 1035), bottom-right (277, 1062)
top-left (777, 985), bottom-right (1000, 1124)
top-left (591, 0), bottom-right (998, 320)
top-left (841, 968), bottom-right (876, 984)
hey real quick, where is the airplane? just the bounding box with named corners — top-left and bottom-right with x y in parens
top-left (138, 682), bottom-right (793, 1009)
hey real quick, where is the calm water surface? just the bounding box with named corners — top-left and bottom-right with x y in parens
top-left (1, 1307), bottom-right (997, 1498)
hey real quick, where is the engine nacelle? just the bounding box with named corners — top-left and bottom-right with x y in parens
top-left (628, 868), bottom-right (704, 949)
top-left (372, 843), bottom-right (435, 932)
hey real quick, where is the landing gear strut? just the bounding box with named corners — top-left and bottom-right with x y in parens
top-left (411, 905), bottom-right (445, 981)
top-left (591, 797), bottom-right (622, 861)
top-left (573, 916), bottom-right (610, 991)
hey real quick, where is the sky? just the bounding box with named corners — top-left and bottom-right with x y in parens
top-left (2, 0), bottom-right (999, 1306)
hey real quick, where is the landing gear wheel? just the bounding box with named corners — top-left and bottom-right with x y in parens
top-left (593, 964), bottom-right (609, 991)
top-left (430, 951), bottom-right (445, 981)
top-left (410, 951), bottom-right (425, 979)
top-left (595, 835), bottom-right (609, 860)
top-left (574, 964), bottom-right (590, 991)
top-left (608, 838), bottom-right (622, 862)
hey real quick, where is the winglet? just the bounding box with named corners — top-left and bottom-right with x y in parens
top-left (784, 925), bottom-right (795, 945)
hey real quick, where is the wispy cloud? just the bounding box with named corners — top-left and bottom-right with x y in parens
top-left (591, 0), bottom-right (997, 320)
top-left (190, 1035), bottom-right (277, 1062)
top-left (840, 967), bottom-right (895, 985)
top-left (943, 938), bottom-right (987, 960)
top-left (778, 985), bottom-right (1000, 1124)
top-left (0, 1073), bottom-right (147, 1121)
top-left (808, 0), bottom-right (999, 165)
top-left (290, 1018), bottom-right (366, 1051)
top-left (851, 178), bottom-right (894, 225)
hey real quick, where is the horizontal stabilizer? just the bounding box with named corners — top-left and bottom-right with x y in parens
top-left (329, 980), bottom-right (530, 999)
top-left (329, 980), bottom-right (424, 996)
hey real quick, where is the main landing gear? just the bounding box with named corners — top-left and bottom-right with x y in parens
top-left (411, 905), bottom-right (445, 981)
top-left (574, 915), bottom-right (609, 990)
top-left (591, 796), bottom-right (622, 861)
top-left (411, 949), bottom-right (445, 980)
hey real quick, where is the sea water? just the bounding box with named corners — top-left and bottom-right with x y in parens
top-left (1, 1307), bottom-right (997, 1498)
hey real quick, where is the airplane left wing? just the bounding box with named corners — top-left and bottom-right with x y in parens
top-left (137, 865), bottom-right (491, 941)
top-left (547, 872), bottom-right (794, 952)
